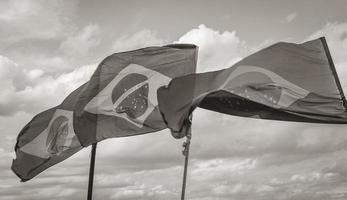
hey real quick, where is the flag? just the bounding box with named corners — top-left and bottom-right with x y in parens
top-left (158, 37), bottom-right (347, 138)
top-left (74, 44), bottom-right (198, 146)
top-left (12, 84), bottom-right (87, 181)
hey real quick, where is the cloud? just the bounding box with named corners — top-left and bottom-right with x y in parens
top-left (0, 0), bottom-right (76, 42)
top-left (281, 13), bottom-right (297, 23)
top-left (5, 23), bottom-right (102, 74)
top-left (24, 55), bottom-right (72, 73)
top-left (190, 109), bottom-right (347, 160)
top-left (94, 130), bottom-right (184, 173)
top-left (60, 24), bottom-right (101, 57)
top-left (175, 24), bottom-right (248, 72)
top-left (112, 29), bottom-right (165, 52)
top-left (0, 55), bottom-right (97, 116)
top-left (213, 183), bottom-right (274, 196)
top-left (0, 1), bottom-right (99, 75)
top-left (111, 24), bottom-right (248, 73)
top-left (0, 55), bottom-right (26, 89)
top-left (0, 1), bottom-right (100, 76)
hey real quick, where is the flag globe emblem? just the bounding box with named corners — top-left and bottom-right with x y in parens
top-left (46, 115), bottom-right (70, 155)
top-left (112, 73), bottom-right (149, 119)
top-left (225, 71), bottom-right (282, 105)
top-left (19, 109), bottom-right (79, 159)
top-left (222, 65), bottom-right (309, 108)
top-left (84, 63), bottom-right (172, 127)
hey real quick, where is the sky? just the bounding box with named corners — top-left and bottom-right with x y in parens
top-left (1, 0), bottom-right (347, 199)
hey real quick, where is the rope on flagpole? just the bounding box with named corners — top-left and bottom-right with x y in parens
top-left (181, 133), bottom-right (191, 200)
top-left (87, 143), bottom-right (97, 200)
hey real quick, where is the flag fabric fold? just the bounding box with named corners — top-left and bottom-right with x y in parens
top-left (73, 44), bottom-right (198, 146)
top-left (12, 84), bottom-right (87, 181)
top-left (158, 37), bottom-right (347, 139)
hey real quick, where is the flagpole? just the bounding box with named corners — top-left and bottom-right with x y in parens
top-left (181, 133), bottom-right (191, 200)
top-left (87, 143), bottom-right (97, 200)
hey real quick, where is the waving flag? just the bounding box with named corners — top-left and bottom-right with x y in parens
top-left (158, 38), bottom-right (347, 138)
top-left (12, 84), bottom-right (87, 181)
top-left (74, 44), bottom-right (198, 146)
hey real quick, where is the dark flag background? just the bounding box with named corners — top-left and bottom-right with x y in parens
top-left (74, 44), bottom-right (198, 147)
top-left (158, 38), bottom-right (347, 138)
top-left (11, 84), bottom-right (87, 181)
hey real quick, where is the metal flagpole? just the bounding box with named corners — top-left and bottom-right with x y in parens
top-left (181, 133), bottom-right (191, 200)
top-left (87, 143), bottom-right (97, 200)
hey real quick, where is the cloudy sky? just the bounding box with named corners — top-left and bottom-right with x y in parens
top-left (1, 0), bottom-right (347, 199)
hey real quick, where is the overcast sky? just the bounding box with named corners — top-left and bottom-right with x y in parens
top-left (1, 0), bottom-right (347, 199)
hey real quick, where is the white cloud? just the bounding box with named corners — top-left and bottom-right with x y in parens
top-left (112, 29), bottom-right (165, 52)
top-left (0, 1), bottom-right (36, 21)
top-left (290, 172), bottom-right (322, 183)
top-left (0, 0), bottom-right (76, 42)
top-left (176, 24), bottom-right (248, 72)
top-left (282, 13), bottom-right (297, 23)
top-left (111, 189), bottom-right (146, 199)
top-left (112, 24), bottom-right (248, 73)
top-left (17, 55), bottom-right (72, 74)
top-left (0, 0), bottom-right (85, 75)
top-left (60, 24), bottom-right (101, 57)
top-left (213, 183), bottom-right (274, 196)
top-left (0, 55), bottom-right (97, 116)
